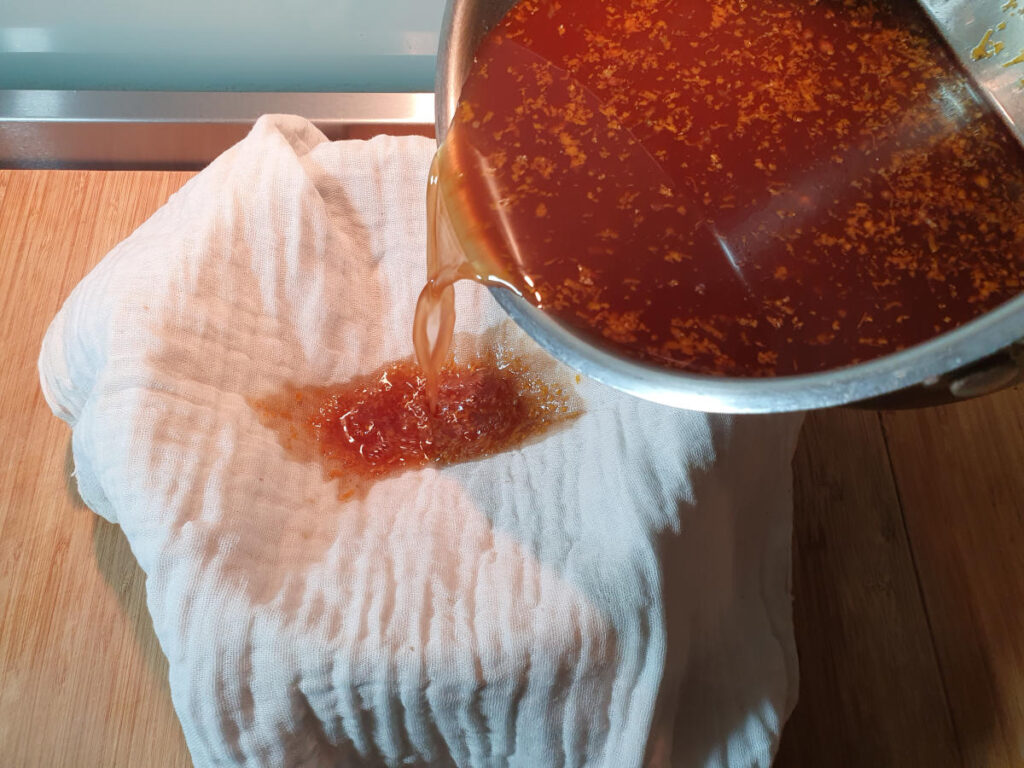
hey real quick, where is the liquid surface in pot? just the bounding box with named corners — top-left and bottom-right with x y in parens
top-left (417, 0), bottom-right (1024, 381)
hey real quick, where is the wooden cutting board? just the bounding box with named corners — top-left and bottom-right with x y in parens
top-left (0, 169), bottom-right (195, 767)
top-left (1, 168), bottom-right (1023, 767)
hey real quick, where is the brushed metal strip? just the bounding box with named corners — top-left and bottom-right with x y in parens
top-left (0, 90), bottom-right (436, 169)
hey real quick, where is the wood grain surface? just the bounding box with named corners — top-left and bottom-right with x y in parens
top-left (1, 169), bottom-right (1023, 767)
top-left (882, 396), bottom-right (1024, 768)
top-left (0, 170), bottom-right (194, 767)
top-left (776, 409), bottom-right (961, 766)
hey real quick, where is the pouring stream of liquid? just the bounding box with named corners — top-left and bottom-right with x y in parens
top-left (413, 154), bottom-right (465, 407)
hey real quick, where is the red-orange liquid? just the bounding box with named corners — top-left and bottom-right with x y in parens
top-left (252, 357), bottom-right (580, 498)
top-left (430, 0), bottom-right (1024, 377)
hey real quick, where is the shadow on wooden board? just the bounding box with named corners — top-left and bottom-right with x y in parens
top-left (775, 409), bottom-right (965, 767)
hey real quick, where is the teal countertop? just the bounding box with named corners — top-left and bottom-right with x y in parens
top-left (0, 0), bottom-right (446, 92)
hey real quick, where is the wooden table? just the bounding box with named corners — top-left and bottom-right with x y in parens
top-left (2, 169), bottom-right (1023, 767)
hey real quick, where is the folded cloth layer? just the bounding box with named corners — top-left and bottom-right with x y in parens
top-left (39, 115), bottom-right (803, 768)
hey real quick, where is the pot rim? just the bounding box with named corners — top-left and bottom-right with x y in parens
top-left (434, 0), bottom-right (1024, 413)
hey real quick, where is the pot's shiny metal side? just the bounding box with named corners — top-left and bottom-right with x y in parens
top-left (435, 0), bottom-right (1024, 413)
top-left (915, 0), bottom-right (1024, 149)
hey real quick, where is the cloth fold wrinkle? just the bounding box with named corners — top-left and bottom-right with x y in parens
top-left (39, 113), bottom-right (803, 768)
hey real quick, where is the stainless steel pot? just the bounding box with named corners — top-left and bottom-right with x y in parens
top-left (435, 0), bottom-right (1024, 413)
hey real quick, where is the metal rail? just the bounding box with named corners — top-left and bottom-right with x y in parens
top-left (0, 90), bottom-right (435, 169)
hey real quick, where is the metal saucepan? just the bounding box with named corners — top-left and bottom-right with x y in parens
top-left (435, 0), bottom-right (1024, 413)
